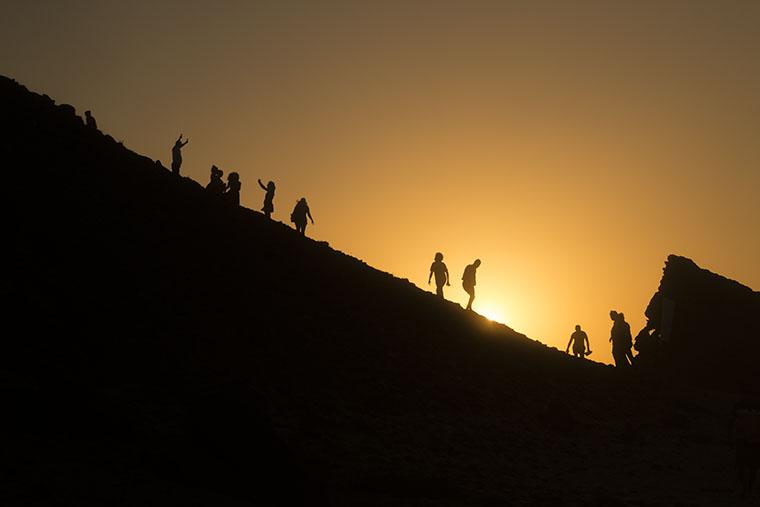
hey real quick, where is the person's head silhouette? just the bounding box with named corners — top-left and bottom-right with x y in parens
top-left (435, 252), bottom-right (443, 262)
top-left (474, 259), bottom-right (481, 268)
top-left (267, 181), bottom-right (275, 191)
top-left (610, 310), bottom-right (618, 321)
top-left (575, 324), bottom-right (581, 331)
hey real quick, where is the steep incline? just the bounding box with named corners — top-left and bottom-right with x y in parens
top-left (0, 76), bottom-right (748, 506)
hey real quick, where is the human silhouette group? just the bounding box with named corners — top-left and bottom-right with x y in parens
top-left (428, 253), bottom-right (482, 312)
top-left (427, 249), bottom-right (654, 368)
top-left (165, 133), bottom-right (317, 237)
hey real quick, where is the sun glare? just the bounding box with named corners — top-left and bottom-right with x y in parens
top-left (478, 306), bottom-right (506, 324)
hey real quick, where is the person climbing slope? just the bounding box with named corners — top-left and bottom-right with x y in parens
top-left (462, 259), bottom-right (481, 311)
top-left (566, 324), bottom-right (591, 358)
top-left (290, 197), bottom-right (314, 235)
top-left (428, 252), bottom-right (450, 298)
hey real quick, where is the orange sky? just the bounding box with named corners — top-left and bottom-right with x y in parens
top-left (3, 1), bottom-right (759, 364)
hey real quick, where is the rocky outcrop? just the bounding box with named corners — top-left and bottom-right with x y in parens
top-left (644, 255), bottom-right (760, 392)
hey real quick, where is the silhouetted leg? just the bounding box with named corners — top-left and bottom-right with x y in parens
top-left (301, 222), bottom-right (307, 236)
top-left (436, 284), bottom-right (444, 298)
top-left (465, 288), bottom-right (475, 310)
top-left (612, 349), bottom-right (629, 368)
top-left (625, 348), bottom-right (635, 365)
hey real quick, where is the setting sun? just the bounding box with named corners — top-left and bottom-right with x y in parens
top-left (477, 305), bottom-right (507, 325)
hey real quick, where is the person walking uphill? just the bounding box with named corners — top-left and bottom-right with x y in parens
top-left (428, 252), bottom-right (450, 298)
top-left (566, 325), bottom-right (591, 358)
top-left (258, 179), bottom-right (275, 218)
top-left (609, 310), bottom-right (633, 368)
top-left (290, 198), bottom-right (314, 235)
top-left (462, 259), bottom-right (481, 311)
top-left (171, 134), bottom-right (189, 176)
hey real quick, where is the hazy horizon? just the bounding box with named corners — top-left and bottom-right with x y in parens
top-left (3, 1), bottom-right (759, 364)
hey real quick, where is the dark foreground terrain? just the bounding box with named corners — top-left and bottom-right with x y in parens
top-left (0, 75), bottom-right (756, 506)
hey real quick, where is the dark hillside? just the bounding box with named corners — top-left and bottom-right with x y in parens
top-left (0, 75), bottom-right (752, 505)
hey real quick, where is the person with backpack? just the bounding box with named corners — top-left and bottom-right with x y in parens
top-left (258, 179), bottom-right (275, 218)
top-left (290, 198), bottom-right (314, 235)
top-left (462, 259), bottom-right (481, 311)
top-left (428, 252), bottom-right (450, 298)
top-left (566, 324), bottom-right (591, 358)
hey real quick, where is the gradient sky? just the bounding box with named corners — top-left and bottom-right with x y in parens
top-left (3, 1), bottom-right (759, 364)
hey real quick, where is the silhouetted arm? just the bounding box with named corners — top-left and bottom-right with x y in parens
top-left (307, 210), bottom-right (314, 223)
top-left (181, 139), bottom-right (189, 147)
top-left (566, 336), bottom-right (573, 353)
top-left (584, 333), bottom-right (590, 351)
top-left (428, 266), bottom-right (433, 284)
top-left (258, 179), bottom-right (267, 191)
top-left (445, 266), bottom-right (450, 285)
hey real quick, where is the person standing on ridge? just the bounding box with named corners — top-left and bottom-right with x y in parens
top-left (171, 134), bottom-right (189, 176)
top-left (223, 172), bottom-right (241, 206)
top-left (258, 179), bottom-right (275, 218)
top-left (462, 259), bottom-right (481, 311)
top-left (290, 198), bottom-right (314, 235)
top-left (609, 310), bottom-right (632, 368)
top-left (205, 165), bottom-right (226, 196)
top-left (84, 110), bottom-right (98, 130)
top-left (566, 325), bottom-right (591, 358)
top-left (428, 252), bottom-right (450, 298)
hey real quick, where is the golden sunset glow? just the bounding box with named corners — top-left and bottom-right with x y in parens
top-left (4, 2), bottom-right (759, 365)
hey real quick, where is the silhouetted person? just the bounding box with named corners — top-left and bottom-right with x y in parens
top-left (733, 400), bottom-right (760, 498)
top-left (84, 110), bottom-right (97, 130)
top-left (609, 310), bottom-right (632, 368)
top-left (290, 198), bottom-right (314, 235)
top-left (223, 172), bottom-right (241, 206)
top-left (428, 252), bottom-right (450, 298)
top-left (171, 134), bottom-right (189, 175)
top-left (258, 179), bottom-right (275, 218)
top-left (462, 259), bottom-right (481, 311)
top-left (205, 165), bottom-right (226, 196)
top-left (566, 324), bottom-right (590, 358)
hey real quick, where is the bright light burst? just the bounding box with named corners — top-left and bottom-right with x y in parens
top-left (478, 305), bottom-right (507, 324)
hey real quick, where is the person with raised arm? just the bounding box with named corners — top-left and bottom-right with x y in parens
top-left (171, 134), bottom-right (189, 176)
top-left (258, 179), bottom-right (276, 218)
